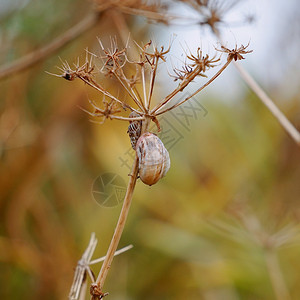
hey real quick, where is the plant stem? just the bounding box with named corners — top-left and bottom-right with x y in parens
top-left (0, 13), bottom-right (100, 81)
top-left (89, 245), bottom-right (133, 265)
top-left (110, 10), bottom-right (148, 113)
top-left (155, 58), bottom-right (233, 115)
top-left (264, 249), bottom-right (291, 300)
top-left (234, 62), bottom-right (300, 146)
top-left (77, 76), bottom-right (139, 114)
top-left (213, 28), bottom-right (300, 147)
top-left (95, 156), bottom-right (139, 291)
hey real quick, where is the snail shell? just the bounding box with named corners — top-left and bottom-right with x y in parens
top-left (127, 112), bottom-right (142, 149)
top-left (136, 132), bottom-right (170, 186)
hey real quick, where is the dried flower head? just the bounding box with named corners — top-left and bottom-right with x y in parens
top-left (51, 38), bottom-right (251, 130)
top-left (216, 42), bottom-right (253, 61)
top-left (187, 47), bottom-right (220, 71)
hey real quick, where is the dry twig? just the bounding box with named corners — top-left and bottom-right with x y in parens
top-left (52, 37), bottom-right (251, 298)
top-left (204, 2), bottom-right (300, 147)
top-left (0, 13), bottom-right (100, 81)
top-left (233, 62), bottom-right (300, 146)
top-left (69, 232), bottom-right (133, 300)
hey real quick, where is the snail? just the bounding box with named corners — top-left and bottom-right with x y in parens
top-left (127, 112), bottom-right (170, 185)
top-left (135, 132), bottom-right (170, 186)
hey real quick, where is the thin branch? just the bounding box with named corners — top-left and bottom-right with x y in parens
top-left (234, 62), bottom-right (300, 147)
top-left (117, 6), bottom-right (185, 23)
top-left (77, 76), bottom-right (139, 114)
top-left (69, 233), bottom-right (133, 300)
top-left (109, 10), bottom-right (147, 112)
top-left (0, 13), bottom-right (100, 81)
top-left (150, 68), bottom-right (199, 114)
top-left (95, 156), bottom-right (140, 293)
top-left (213, 29), bottom-right (300, 147)
top-left (79, 281), bottom-right (88, 300)
top-left (147, 57), bottom-right (159, 110)
top-left (155, 58), bottom-right (232, 115)
top-left (141, 66), bottom-right (148, 110)
top-left (69, 233), bottom-right (98, 300)
top-left (264, 250), bottom-right (291, 300)
top-left (89, 245), bottom-right (133, 265)
top-left (80, 105), bottom-right (144, 122)
top-left (111, 70), bottom-right (145, 112)
top-left (150, 46), bottom-right (218, 114)
top-left (109, 115), bottom-right (144, 121)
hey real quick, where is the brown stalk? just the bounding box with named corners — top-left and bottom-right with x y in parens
top-left (117, 6), bottom-right (181, 23)
top-left (69, 232), bottom-right (133, 300)
top-left (141, 65), bottom-right (148, 109)
top-left (77, 76), bottom-right (140, 114)
top-left (234, 62), bottom-right (300, 147)
top-left (0, 13), bottom-right (99, 81)
top-left (109, 10), bottom-right (148, 111)
top-left (131, 80), bottom-right (145, 109)
top-left (150, 50), bottom-right (218, 115)
top-left (94, 155), bottom-right (139, 294)
top-left (102, 3), bottom-right (202, 26)
top-left (155, 58), bottom-right (233, 115)
top-left (80, 107), bottom-right (144, 122)
top-left (52, 30), bottom-right (250, 298)
top-left (212, 30), bottom-right (300, 147)
top-left (110, 10), bottom-right (150, 112)
top-left (150, 66), bottom-right (201, 114)
top-left (147, 57), bottom-right (159, 110)
top-left (112, 68), bottom-right (146, 111)
top-left (264, 250), bottom-right (291, 300)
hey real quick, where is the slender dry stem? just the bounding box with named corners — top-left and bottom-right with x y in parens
top-left (110, 10), bottom-right (150, 111)
top-left (234, 62), bottom-right (300, 146)
top-left (78, 76), bottom-right (139, 114)
top-left (111, 68), bottom-right (145, 111)
top-left (69, 233), bottom-right (98, 300)
top-left (155, 58), bottom-right (233, 115)
top-left (89, 245), bottom-right (133, 265)
top-left (264, 250), bottom-right (291, 300)
top-left (95, 156), bottom-right (139, 293)
top-left (52, 34), bottom-right (250, 299)
top-left (69, 232), bottom-right (133, 300)
top-left (79, 281), bottom-right (88, 300)
top-left (0, 13), bottom-right (99, 80)
top-left (213, 29), bottom-right (300, 147)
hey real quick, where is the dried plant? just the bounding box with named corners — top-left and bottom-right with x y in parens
top-left (46, 1), bottom-right (297, 298)
top-left (92, 0), bottom-right (300, 147)
top-left (2, 0), bottom-right (299, 145)
top-left (53, 39), bottom-right (247, 125)
top-left (51, 37), bottom-right (251, 298)
top-left (69, 233), bottom-right (132, 300)
top-left (180, 0), bottom-right (300, 146)
top-left (1, 1), bottom-right (299, 299)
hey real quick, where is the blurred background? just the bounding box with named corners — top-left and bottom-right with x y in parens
top-left (0, 0), bottom-right (300, 299)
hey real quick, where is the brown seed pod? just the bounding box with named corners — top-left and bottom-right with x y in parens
top-left (127, 112), bottom-right (142, 149)
top-left (136, 132), bottom-right (170, 186)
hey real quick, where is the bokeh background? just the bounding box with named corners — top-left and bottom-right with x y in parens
top-left (1, 0), bottom-right (300, 299)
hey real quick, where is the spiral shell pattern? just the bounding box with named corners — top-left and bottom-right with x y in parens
top-left (136, 132), bottom-right (170, 186)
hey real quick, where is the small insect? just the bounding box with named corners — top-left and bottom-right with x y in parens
top-left (127, 112), bottom-right (142, 149)
top-left (135, 132), bottom-right (170, 186)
